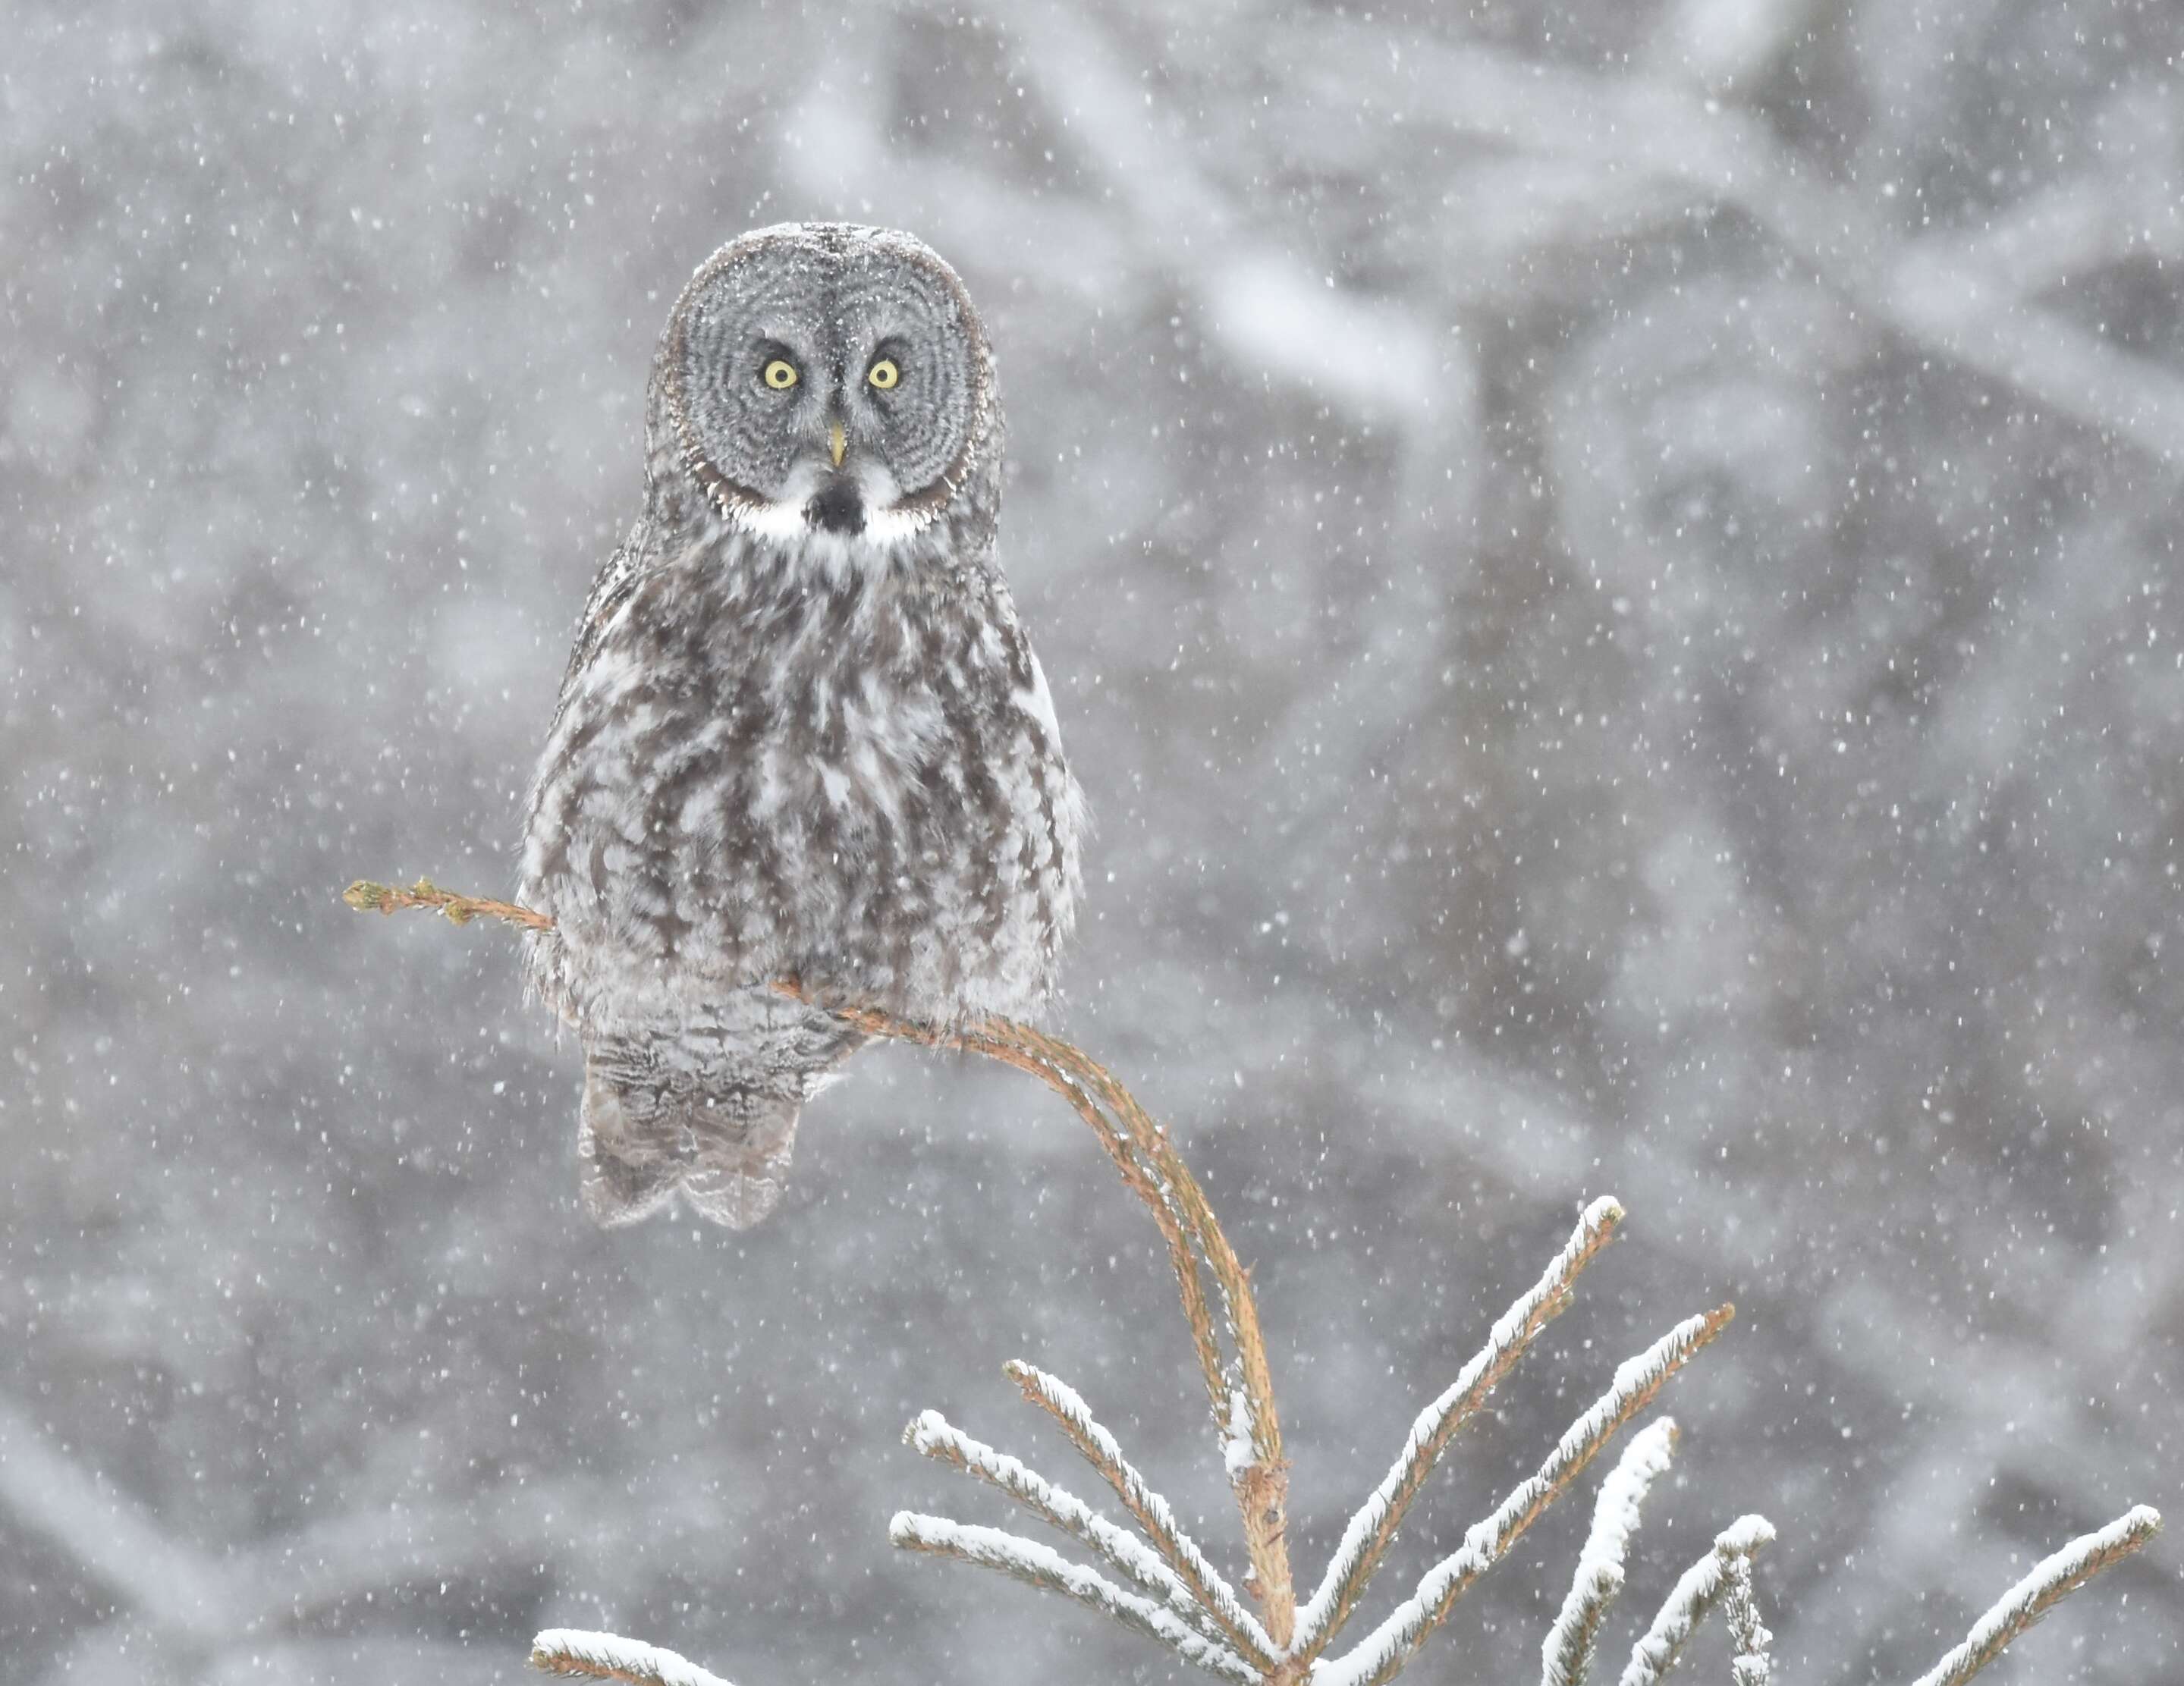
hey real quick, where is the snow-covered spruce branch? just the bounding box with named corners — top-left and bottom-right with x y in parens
top-left (903, 1407), bottom-right (1250, 1659)
top-left (529, 1629), bottom-right (734, 1686)
top-left (1724, 1553), bottom-right (1774, 1686)
top-left (1617, 1515), bottom-right (1777, 1686)
top-left (888, 1513), bottom-right (1260, 1684)
top-left (350, 878), bottom-right (2165, 1686)
top-left (1541, 1417), bottom-right (1681, 1686)
top-left (1293, 1194), bottom-right (1626, 1659)
top-left (1906, 1506), bottom-right (2163, 1686)
top-left (1312, 1306), bottom-right (1735, 1686)
top-left (998, 1361), bottom-right (1281, 1664)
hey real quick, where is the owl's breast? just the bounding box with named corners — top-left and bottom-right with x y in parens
top-left (523, 549), bottom-right (1074, 1023)
top-left (740, 667), bottom-right (952, 841)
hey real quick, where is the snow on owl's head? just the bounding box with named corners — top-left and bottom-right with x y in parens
top-left (655, 221), bottom-right (999, 548)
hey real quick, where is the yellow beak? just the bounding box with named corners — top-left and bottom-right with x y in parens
top-left (828, 420), bottom-right (847, 468)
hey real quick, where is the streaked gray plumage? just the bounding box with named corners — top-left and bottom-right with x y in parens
top-left (517, 222), bottom-right (1086, 1229)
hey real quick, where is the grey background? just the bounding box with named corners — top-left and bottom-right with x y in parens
top-left (3, 1), bottom-right (2181, 1681)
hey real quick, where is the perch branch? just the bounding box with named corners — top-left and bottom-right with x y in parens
top-left (1906, 1505), bottom-right (2162, 1686)
top-left (903, 1408), bottom-right (1245, 1658)
top-left (1001, 1020), bottom-right (1295, 1640)
top-left (529, 1629), bottom-right (734, 1686)
top-left (888, 1512), bottom-right (1260, 1684)
top-left (1616, 1515), bottom-right (1777, 1686)
top-left (864, 1006), bottom-right (1233, 1434)
top-left (1296, 1195), bottom-right (1627, 1658)
top-left (343, 878), bottom-right (1293, 1642)
top-left (1541, 1416), bottom-right (1681, 1686)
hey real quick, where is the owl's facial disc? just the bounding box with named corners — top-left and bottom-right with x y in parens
top-left (721, 406), bottom-right (907, 545)
top-left (664, 225), bottom-right (993, 551)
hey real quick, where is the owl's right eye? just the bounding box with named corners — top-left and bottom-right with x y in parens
top-left (762, 359), bottom-right (800, 391)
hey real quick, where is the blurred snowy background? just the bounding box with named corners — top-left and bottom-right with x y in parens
top-left (5, 1), bottom-right (2182, 1681)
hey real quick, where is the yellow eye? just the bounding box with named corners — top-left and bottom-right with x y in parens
top-left (762, 359), bottom-right (799, 391)
top-left (866, 358), bottom-right (900, 391)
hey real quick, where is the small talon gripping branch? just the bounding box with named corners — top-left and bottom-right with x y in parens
top-left (351, 875), bottom-right (2164, 1686)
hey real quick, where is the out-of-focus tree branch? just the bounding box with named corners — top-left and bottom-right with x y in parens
top-left (0, 1388), bottom-right (658, 1686)
top-left (0, 1395), bottom-right (229, 1644)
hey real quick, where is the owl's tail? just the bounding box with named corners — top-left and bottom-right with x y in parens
top-left (576, 992), bottom-right (867, 1229)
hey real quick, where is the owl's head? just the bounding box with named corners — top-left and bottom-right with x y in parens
top-left (652, 222), bottom-right (999, 548)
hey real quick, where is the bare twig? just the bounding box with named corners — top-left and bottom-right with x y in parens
top-left (1541, 1417), bottom-right (1681, 1686)
top-left (530, 1628), bottom-right (734, 1686)
top-left (1019, 1021), bottom-right (1294, 1636)
top-left (889, 1012), bottom-right (1233, 1436)
top-left (888, 1513), bottom-right (1259, 1684)
top-left (1295, 1195), bottom-right (1626, 1657)
top-left (1617, 1515), bottom-right (1777, 1686)
top-left (1906, 1506), bottom-right (2162, 1686)
top-left (344, 877), bottom-right (554, 931)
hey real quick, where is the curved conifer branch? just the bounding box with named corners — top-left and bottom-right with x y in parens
top-left (344, 878), bottom-right (1293, 1637)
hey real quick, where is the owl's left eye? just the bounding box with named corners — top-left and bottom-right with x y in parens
top-left (866, 358), bottom-right (900, 391)
top-left (762, 358), bottom-right (800, 391)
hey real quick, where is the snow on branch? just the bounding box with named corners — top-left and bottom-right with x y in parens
top-left (1907, 1505), bottom-right (2162, 1686)
top-left (1617, 1514), bottom-right (1777, 1686)
top-left (530, 1628), bottom-right (735, 1686)
top-left (1001, 1361), bottom-right (1277, 1665)
top-left (1546, 1551), bottom-right (1626, 1686)
top-left (1294, 1195), bottom-right (1627, 1657)
top-left (1724, 1551), bottom-right (1774, 1686)
top-left (903, 1408), bottom-right (1249, 1659)
top-left (888, 1512), bottom-right (1260, 1684)
top-left (1541, 1416), bottom-right (1681, 1686)
top-left (1316, 1305), bottom-right (1735, 1686)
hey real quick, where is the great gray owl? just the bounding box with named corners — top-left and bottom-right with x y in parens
top-left (517, 222), bottom-right (1086, 1229)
